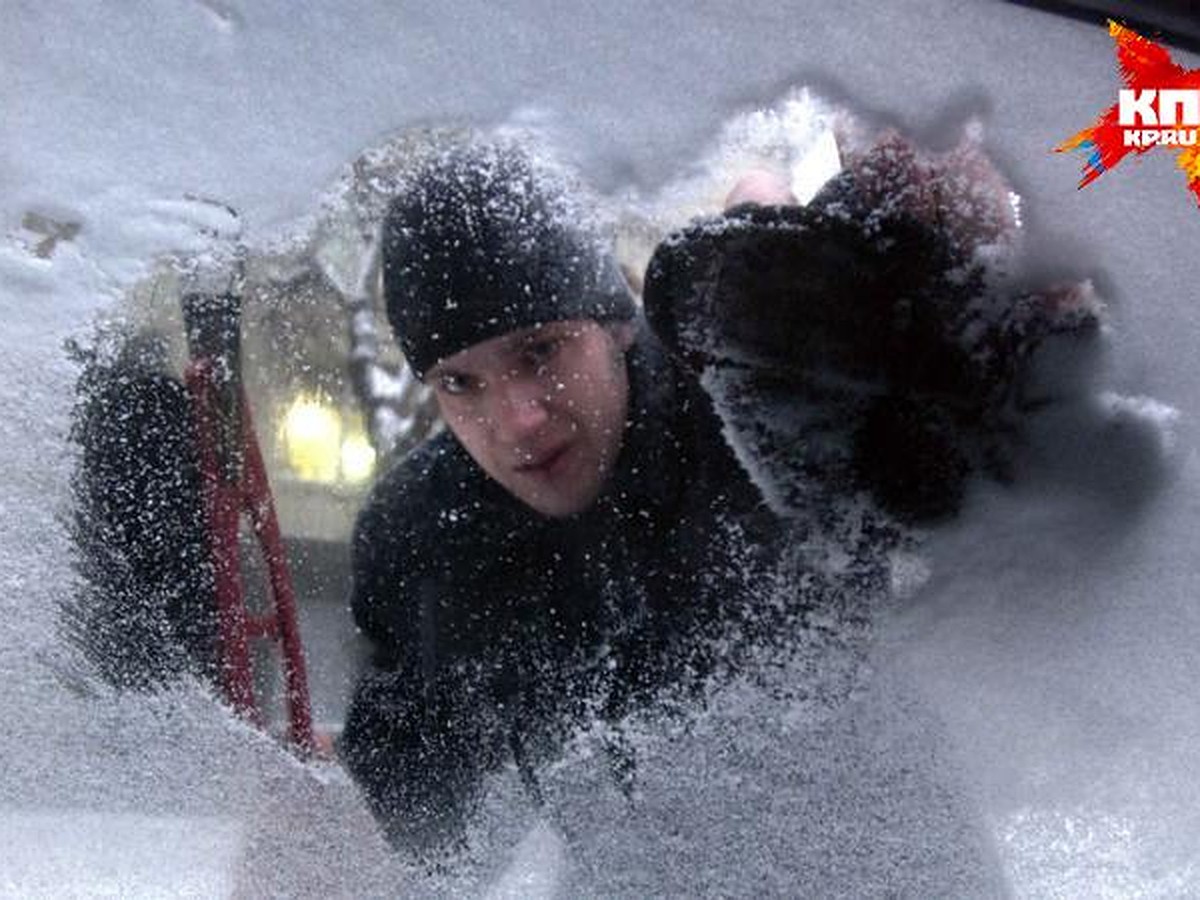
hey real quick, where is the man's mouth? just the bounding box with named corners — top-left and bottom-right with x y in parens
top-left (515, 442), bottom-right (572, 475)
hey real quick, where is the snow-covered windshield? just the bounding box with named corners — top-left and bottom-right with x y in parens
top-left (4, 2), bottom-right (1200, 896)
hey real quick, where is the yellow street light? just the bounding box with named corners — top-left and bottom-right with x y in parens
top-left (280, 395), bottom-right (342, 484)
top-left (280, 393), bottom-right (378, 485)
top-left (340, 432), bottom-right (377, 484)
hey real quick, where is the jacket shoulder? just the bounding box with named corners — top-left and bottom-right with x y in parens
top-left (350, 431), bottom-right (532, 652)
top-left (351, 433), bottom-right (473, 643)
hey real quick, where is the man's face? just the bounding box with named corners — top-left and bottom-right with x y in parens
top-left (428, 319), bottom-right (635, 518)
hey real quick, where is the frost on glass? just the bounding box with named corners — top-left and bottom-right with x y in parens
top-left (40, 88), bottom-right (1181, 895)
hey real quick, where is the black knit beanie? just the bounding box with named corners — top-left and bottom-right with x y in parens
top-left (382, 143), bottom-right (636, 379)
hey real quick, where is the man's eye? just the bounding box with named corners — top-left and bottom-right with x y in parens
top-left (438, 373), bottom-right (476, 396)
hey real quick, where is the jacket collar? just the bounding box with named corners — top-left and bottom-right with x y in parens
top-left (590, 319), bottom-right (690, 529)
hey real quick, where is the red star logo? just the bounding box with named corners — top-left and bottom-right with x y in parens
top-left (1056, 21), bottom-right (1200, 206)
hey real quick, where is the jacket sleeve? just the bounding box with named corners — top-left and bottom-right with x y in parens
top-left (338, 445), bottom-right (508, 854)
top-left (345, 466), bottom-right (422, 669)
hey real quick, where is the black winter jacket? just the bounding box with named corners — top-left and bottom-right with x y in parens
top-left (339, 322), bottom-right (773, 850)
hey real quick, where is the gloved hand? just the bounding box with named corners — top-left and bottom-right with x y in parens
top-left (339, 662), bottom-right (506, 857)
top-left (643, 133), bottom-right (1105, 521)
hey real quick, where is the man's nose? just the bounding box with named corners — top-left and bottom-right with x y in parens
top-left (491, 378), bottom-right (550, 442)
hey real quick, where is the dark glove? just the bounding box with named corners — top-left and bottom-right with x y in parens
top-left (66, 332), bottom-right (218, 687)
top-left (643, 156), bottom-right (1103, 521)
top-left (339, 663), bottom-right (506, 856)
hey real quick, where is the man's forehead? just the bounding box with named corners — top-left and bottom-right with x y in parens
top-left (427, 319), bottom-right (594, 376)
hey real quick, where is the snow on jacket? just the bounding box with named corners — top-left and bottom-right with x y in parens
top-left (339, 322), bottom-right (775, 851)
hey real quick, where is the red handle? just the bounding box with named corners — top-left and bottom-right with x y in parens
top-left (186, 358), bottom-right (315, 754)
